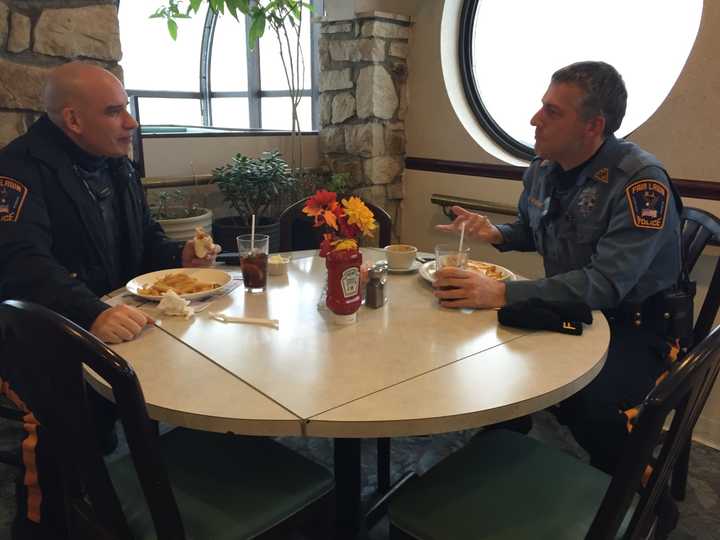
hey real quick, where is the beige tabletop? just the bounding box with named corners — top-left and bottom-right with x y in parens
top-left (93, 248), bottom-right (609, 438)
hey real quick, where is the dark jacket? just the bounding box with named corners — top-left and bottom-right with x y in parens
top-left (0, 115), bottom-right (182, 328)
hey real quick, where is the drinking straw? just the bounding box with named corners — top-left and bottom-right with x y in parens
top-left (458, 221), bottom-right (466, 254)
top-left (251, 214), bottom-right (256, 251)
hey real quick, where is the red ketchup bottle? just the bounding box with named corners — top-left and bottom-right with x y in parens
top-left (325, 248), bottom-right (362, 319)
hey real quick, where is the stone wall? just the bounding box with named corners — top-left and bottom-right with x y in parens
top-left (0, 0), bottom-right (121, 148)
top-left (318, 12), bottom-right (410, 241)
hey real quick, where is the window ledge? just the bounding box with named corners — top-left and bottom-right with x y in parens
top-left (142, 175), bottom-right (213, 189)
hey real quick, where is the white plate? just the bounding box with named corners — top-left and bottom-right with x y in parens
top-left (419, 260), bottom-right (515, 283)
top-left (387, 260), bottom-right (422, 274)
top-left (126, 268), bottom-right (233, 301)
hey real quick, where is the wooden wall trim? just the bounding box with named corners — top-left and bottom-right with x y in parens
top-left (405, 157), bottom-right (525, 181)
top-left (405, 157), bottom-right (720, 201)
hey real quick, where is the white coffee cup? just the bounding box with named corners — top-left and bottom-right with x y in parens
top-left (384, 244), bottom-right (418, 270)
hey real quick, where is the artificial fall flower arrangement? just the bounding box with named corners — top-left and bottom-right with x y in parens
top-left (302, 190), bottom-right (377, 256)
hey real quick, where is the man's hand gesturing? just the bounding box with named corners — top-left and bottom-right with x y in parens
top-left (90, 305), bottom-right (154, 344)
top-left (435, 206), bottom-right (503, 244)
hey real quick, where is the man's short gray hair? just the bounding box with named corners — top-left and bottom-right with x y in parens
top-left (552, 61), bottom-right (628, 136)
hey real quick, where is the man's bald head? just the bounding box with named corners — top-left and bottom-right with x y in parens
top-left (43, 62), bottom-right (138, 157)
top-left (44, 62), bottom-right (121, 123)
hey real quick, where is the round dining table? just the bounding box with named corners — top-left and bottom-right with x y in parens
top-left (91, 248), bottom-right (610, 538)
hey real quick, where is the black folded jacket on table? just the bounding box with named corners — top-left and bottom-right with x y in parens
top-left (498, 298), bottom-right (593, 336)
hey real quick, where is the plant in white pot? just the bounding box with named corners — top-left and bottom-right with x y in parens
top-left (150, 189), bottom-right (213, 242)
top-left (211, 150), bottom-right (297, 252)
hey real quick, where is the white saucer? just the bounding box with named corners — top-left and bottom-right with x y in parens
top-left (387, 260), bottom-right (421, 274)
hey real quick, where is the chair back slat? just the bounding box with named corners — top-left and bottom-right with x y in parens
top-left (587, 325), bottom-right (720, 540)
top-left (278, 196), bottom-right (392, 252)
top-left (0, 300), bottom-right (185, 539)
top-left (694, 256), bottom-right (720, 344)
top-left (681, 207), bottom-right (720, 275)
top-left (679, 206), bottom-right (720, 353)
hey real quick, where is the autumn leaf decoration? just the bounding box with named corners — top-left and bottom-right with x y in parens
top-left (302, 190), bottom-right (377, 255)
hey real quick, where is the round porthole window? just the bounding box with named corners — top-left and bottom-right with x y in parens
top-left (452, 0), bottom-right (703, 161)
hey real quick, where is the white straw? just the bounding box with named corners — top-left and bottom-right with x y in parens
top-left (458, 221), bottom-right (466, 254)
top-left (251, 214), bottom-right (256, 251)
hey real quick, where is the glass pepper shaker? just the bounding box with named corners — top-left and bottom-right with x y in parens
top-left (366, 262), bottom-right (388, 308)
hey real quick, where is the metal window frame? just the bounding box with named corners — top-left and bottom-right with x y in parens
top-left (459, 0), bottom-right (534, 160)
top-left (246, 10), bottom-right (262, 129)
top-left (200, 7), bottom-right (217, 125)
top-left (124, 0), bottom-right (322, 132)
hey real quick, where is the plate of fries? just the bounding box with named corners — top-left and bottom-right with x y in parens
top-left (419, 260), bottom-right (515, 283)
top-left (126, 268), bottom-right (232, 301)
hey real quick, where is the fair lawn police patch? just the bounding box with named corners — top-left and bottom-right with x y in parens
top-left (625, 179), bottom-right (669, 229)
top-left (0, 177), bottom-right (28, 222)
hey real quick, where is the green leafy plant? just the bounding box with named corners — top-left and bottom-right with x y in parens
top-left (212, 150), bottom-right (297, 227)
top-left (323, 172), bottom-right (350, 194)
top-left (153, 0), bottom-right (313, 171)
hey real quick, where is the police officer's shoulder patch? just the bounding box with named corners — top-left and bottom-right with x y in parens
top-left (625, 179), bottom-right (669, 230)
top-left (0, 176), bottom-right (29, 223)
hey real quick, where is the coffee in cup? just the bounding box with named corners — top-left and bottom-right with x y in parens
top-left (384, 244), bottom-right (418, 270)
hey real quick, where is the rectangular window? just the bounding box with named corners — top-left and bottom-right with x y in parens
top-left (120, 1), bottom-right (321, 132)
top-left (210, 14), bottom-right (248, 91)
top-left (261, 96), bottom-right (312, 131)
top-left (120, 1), bottom-right (206, 92)
top-left (259, 14), bottom-right (312, 91)
top-left (137, 98), bottom-right (203, 126)
top-left (211, 98), bottom-right (250, 129)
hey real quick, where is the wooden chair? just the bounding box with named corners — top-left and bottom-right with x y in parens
top-left (680, 207), bottom-right (720, 346)
top-left (0, 299), bottom-right (334, 540)
top-left (671, 207), bottom-right (720, 500)
top-left (278, 195), bottom-right (396, 526)
top-left (388, 324), bottom-right (720, 540)
top-left (278, 196), bottom-right (393, 252)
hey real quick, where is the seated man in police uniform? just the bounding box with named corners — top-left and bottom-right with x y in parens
top-left (0, 62), bottom-right (219, 342)
top-left (0, 62), bottom-right (221, 539)
top-left (435, 61), bottom-right (683, 475)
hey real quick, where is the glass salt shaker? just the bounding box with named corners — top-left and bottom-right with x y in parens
top-left (366, 262), bottom-right (388, 308)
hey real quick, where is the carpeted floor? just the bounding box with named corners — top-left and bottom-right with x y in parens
top-left (1, 411), bottom-right (719, 539)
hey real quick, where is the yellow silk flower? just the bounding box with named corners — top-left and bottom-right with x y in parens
top-left (342, 197), bottom-right (377, 237)
top-left (332, 238), bottom-right (359, 251)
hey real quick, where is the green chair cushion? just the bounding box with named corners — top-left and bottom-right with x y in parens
top-left (389, 429), bottom-right (631, 540)
top-left (108, 428), bottom-right (333, 540)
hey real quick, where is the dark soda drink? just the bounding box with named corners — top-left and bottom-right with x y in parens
top-left (241, 252), bottom-right (268, 290)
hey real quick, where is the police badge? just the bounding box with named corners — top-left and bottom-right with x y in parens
top-left (577, 186), bottom-right (598, 217)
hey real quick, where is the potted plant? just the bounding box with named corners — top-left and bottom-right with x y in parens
top-left (150, 189), bottom-right (213, 242)
top-left (211, 150), bottom-right (297, 252)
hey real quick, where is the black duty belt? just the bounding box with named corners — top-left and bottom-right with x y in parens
top-left (603, 294), bottom-right (668, 332)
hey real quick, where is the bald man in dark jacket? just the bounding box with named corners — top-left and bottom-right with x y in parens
top-left (0, 62), bottom-right (218, 343)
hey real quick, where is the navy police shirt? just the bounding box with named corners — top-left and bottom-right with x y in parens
top-left (496, 136), bottom-right (682, 310)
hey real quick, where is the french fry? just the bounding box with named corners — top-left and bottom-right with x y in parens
top-left (138, 273), bottom-right (220, 296)
top-left (466, 260), bottom-right (507, 280)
